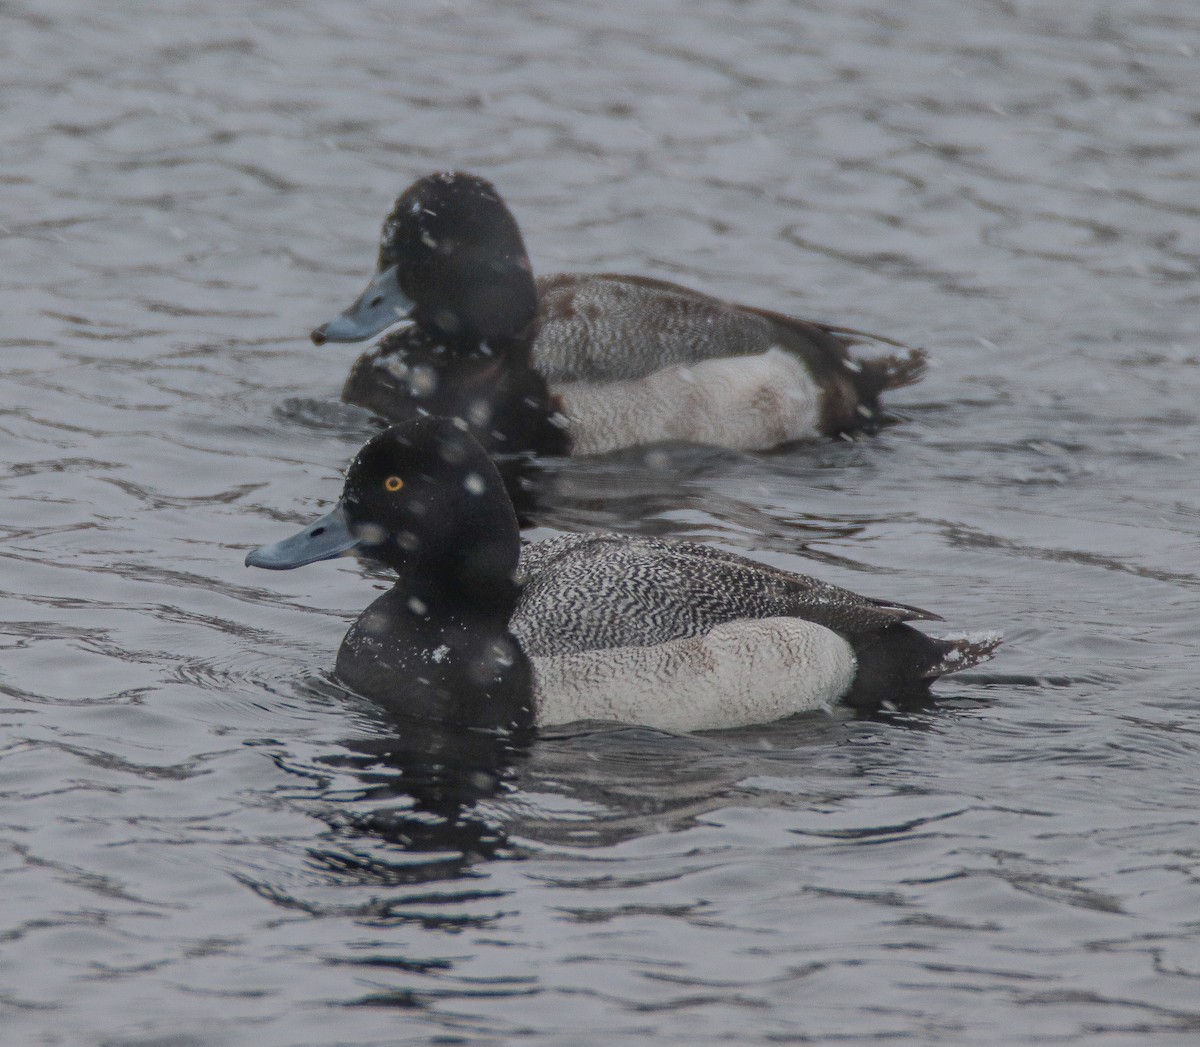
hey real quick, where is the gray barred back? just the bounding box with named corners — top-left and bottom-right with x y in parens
top-left (512, 533), bottom-right (938, 658)
top-left (532, 274), bottom-right (789, 383)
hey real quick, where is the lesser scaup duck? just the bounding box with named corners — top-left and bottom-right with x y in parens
top-left (310, 172), bottom-right (927, 457)
top-left (246, 418), bottom-right (999, 732)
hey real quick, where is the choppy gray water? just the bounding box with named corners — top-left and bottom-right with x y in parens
top-left (3, 1), bottom-right (1199, 1043)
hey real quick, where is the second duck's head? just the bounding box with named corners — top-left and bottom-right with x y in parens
top-left (311, 172), bottom-right (537, 352)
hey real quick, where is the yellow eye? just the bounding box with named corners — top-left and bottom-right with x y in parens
top-left (384, 476), bottom-right (404, 492)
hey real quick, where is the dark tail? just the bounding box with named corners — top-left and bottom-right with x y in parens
top-left (857, 344), bottom-right (929, 396)
top-left (807, 321), bottom-right (928, 434)
top-left (842, 625), bottom-right (1002, 713)
top-left (918, 630), bottom-right (1003, 679)
top-left (741, 308), bottom-right (929, 434)
top-left (820, 323), bottom-right (929, 398)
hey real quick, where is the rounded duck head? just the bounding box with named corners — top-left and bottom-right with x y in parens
top-left (313, 172), bottom-right (538, 352)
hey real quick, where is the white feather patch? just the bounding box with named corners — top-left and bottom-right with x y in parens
top-left (555, 347), bottom-right (822, 455)
top-left (532, 617), bottom-right (857, 731)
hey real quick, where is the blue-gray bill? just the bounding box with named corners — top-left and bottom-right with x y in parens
top-left (245, 502), bottom-right (358, 569)
top-left (310, 265), bottom-right (414, 345)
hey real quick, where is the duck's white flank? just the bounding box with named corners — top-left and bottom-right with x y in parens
top-left (531, 617), bottom-right (857, 731)
top-left (556, 347), bottom-right (822, 456)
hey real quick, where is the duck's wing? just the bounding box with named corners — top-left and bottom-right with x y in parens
top-left (655, 539), bottom-right (942, 624)
top-left (513, 533), bottom-right (936, 658)
top-left (532, 273), bottom-right (790, 383)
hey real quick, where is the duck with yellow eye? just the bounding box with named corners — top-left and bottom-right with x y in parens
top-left (248, 420), bottom-right (535, 728)
top-left (245, 417), bottom-right (1000, 733)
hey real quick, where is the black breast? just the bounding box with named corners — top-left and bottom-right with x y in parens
top-left (336, 589), bottom-right (535, 731)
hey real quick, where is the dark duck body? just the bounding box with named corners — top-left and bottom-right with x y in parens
top-left (245, 419), bottom-right (1000, 732)
top-left (311, 172), bottom-right (926, 457)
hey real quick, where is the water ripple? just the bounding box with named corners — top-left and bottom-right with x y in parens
top-left (2, 0), bottom-right (1200, 1043)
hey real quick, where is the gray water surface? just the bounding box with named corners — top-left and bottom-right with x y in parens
top-left (3, 1), bottom-right (1200, 1044)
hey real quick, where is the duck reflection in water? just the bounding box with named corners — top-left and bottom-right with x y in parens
top-left (279, 675), bottom-right (530, 882)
